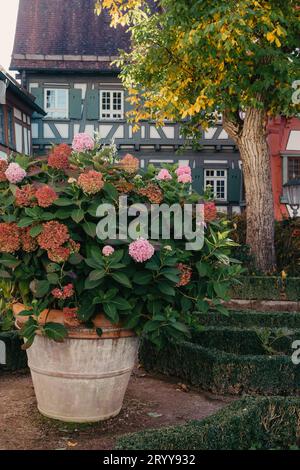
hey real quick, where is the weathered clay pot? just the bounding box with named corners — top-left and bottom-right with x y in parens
top-left (13, 303), bottom-right (139, 423)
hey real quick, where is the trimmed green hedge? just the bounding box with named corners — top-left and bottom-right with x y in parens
top-left (117, 397), bottom-right (300, 450)
top-left (230, 276), bottom-right (300, 301)
top-left (140, 338), bottom-right (300, 395)
top-left (0, 331), bottom-right (27, 371)
top-left (197, 310), bottom-right (300, 329)
top-left (193, 327), bottom-right (300, 356)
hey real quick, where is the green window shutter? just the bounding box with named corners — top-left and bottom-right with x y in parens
top-left (69, 89), bottom-right (82, 120)
top-left (192, 168), bottom-right (204, 196)
top-left (228, 167), bottom-right (242, 203)
top-left (86, 90), bottom-right (99, 120)
top-left (31, 87), bottom-right (44, 118)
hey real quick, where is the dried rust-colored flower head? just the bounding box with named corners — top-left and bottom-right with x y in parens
top-left (15, 185), bottom-right (37, 207)
top-left (138, 183), bottom-right (164, 204)
top-left (48, 144), bottom-right (72, 170)
top-left (176, 263), bottom-right (193, 287)
top-left (77, 170), bottom-right (104, 195)
top-left (0, 223), bottom-right (21, 253)
top-left (37, 221), bottom-right (70, 251)
top-left (119, 154), bottom-right (139, 174)
top-left (20, 227), bottom-right (38, 253)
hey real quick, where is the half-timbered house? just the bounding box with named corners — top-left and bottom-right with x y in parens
top-left (10, 0), bottom-right (243, 213)
top-left (0, 67), bottom-right (45, 159)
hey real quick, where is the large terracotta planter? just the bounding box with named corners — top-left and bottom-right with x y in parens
top-left (13, 303), bottom-right (139, 423)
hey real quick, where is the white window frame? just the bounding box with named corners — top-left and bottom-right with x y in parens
top-left (204, 169), bottom-right (228, 201)
top-left (100, 90), bottom-right (124, 120)
top-left (44, 88), bottom-right (69, 119)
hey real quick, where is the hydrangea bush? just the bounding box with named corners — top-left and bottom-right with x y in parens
top-left (0, 134), bottom-right (242, 347)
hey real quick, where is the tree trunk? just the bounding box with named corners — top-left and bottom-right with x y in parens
top-left (223, 108), bottom-right (276, 273)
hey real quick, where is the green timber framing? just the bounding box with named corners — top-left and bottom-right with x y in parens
top-left (15, 72), bottom-right (244, 214)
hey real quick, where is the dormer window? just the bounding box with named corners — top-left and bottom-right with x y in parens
top-left (100, 90), bottom-right (124, 120)
top-left (45, 89), bottom-right (69, 119)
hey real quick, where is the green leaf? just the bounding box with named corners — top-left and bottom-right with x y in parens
top-left (85, 257), bottom-right (102, 269)
top-left (78, 300), bottom-right (95, 321)
top-left (181, 296), bottom-right (193, 312)
top-left (161, 272), bottom-right (179, 283)
top-left (43, 322), bottom-right (68, 342)
top-left (34, 280), bottom-right (50, 298)
top-left (47, 273), bottom-right (59, 285)
top-left (54, 198), bottom-right (75, 207)
top-left (96, 328), bottom-right (103, 337)
top-left (143, 320), bottom-right (162, 333)
top-left (196, 299), bottom-right (210, 314)
top-left (83, 222), bottom-right (97, 238)
top-left (111, 297), bottom-right (132, 311)
top-left (108, 249), bottom-right (124, 264)
top-left (196, 261), bottom-right (209, 277)
top-left (18, 218), bottom-right (34, 228)
top-left (213, 282), bottom-right (228, 299)
top-left (0, 269), bottom-right (12, 279)
top-left (71, 208), bottom-right (85, 223)
top-left (133, 271), bottom-right (153, 285)
top-left (0, 255), bottom-right (21, 269)
top-left (171, 322), bottom-right (190, 335)
top-left (41, 212), bottom-right (55, 221)
top-left (214, 304), bottom-right (229, 316)
top-left (46, 263), bottom-right (61, 273)
top-left (103, 303), bottom-right (119, 323)
top-left (30, 225), bottom-right (43, 237)
top-left (90, 246), bottom-right (104, 264)
top-left (145, 259), bottom-right (160, 271)
top-left (68, 253), bottom-right (83, 265)
top-left (55, 208), bottom-right (73, 220)
top-left (89, 269), bottom-right (106, 282)
top-left (111, 272), bottom-right (132, 288)
top-left (84, 278), bottom-right (104, 290)
top-left (158, 282), bottom-right (175, 296)
top-left (103, 182), bottom-right (118, 201)
top-left (20, 316), bottom-right (39, 347)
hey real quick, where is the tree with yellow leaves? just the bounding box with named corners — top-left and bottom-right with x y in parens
top-left (96, 0), bottom-right (300, 272)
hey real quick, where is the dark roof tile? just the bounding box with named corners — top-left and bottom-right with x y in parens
top-left (11, 0), bottom-right (130, 71)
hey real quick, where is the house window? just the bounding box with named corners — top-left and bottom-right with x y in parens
top-left (100, 90), bottom-right (124, 119)
top-left (204, 169), bottom-right (227, 201)
top-left (7, 107), bottom-right (15, 149)
top-left (0, 105), bottom-right (5, 145)
top-left (288, 158), bottom-right (300, 180)
top-left (45, 89), bottom-right (69, 119)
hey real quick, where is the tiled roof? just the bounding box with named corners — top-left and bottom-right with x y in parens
top-left (10, 0), bottom-right (130, 72)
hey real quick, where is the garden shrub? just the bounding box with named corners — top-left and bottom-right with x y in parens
top-left (140, 336), bottom-right (300, 395)
top-left (0, 331), bottom-right (27, 371)
top-left (0, 139), bottom-right (242, 348)
top-left (197, 310), bottom-right (300, 329)
top-left (229, 276), bottom-right (300, 301)
top-left (116, 397), bottom-right (300, 450)
top-left (193, 326), bottom-right (300, 356)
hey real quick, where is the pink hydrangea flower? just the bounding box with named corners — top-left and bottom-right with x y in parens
top-left (72, 133), bottom-right (95, 152)
top-left (176, 166), bottom-right (191, 177)
top-left (102, 246), bottom-right (115, 257)
top-left (177, 173), bottom-right (192, 184)
top-left (129, 238), bottom-right (155, 263)
top-left (157, 169), bottom-right (172, 181)
top-left (5, 163), bottom-right (27, 184)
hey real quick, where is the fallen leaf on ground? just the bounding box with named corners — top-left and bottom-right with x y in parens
top-left (67, 441), bottom-right (78, 447)
top-left (176, 383), bottom-right (190, 393)
top-left (147, 412), bottom-right (163, 418)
